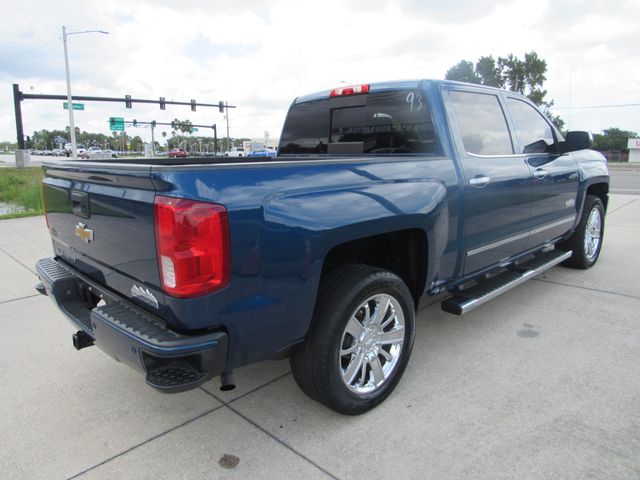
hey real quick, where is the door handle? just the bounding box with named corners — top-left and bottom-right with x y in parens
top-left (468, 176), bottom-right (491, 187)
top-left (533, 168), bottom-right (548, 180)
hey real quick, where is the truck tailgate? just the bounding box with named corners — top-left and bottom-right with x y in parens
top-left (42, 163), bottom-right (164, 312)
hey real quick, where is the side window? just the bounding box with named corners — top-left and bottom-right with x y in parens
top-left (450, 91), bottom-right (513, 156)
top-left (506, 98), bottom-right (555, 154)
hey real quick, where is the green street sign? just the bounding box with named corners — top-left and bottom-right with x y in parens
top-left (191, 127), bottom-right (199, 133)
top-left (63, 102), bottom-right (85, 111)
top-left (109, 117), bottom-right (125, 131)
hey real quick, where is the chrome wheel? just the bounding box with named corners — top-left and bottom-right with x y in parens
top-left (339, 294), bottom-right (405, 395)
top-left (584, 207), bottom-right (602, 262)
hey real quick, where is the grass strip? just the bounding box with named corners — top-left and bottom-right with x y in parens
top-left (0, 167), bottom-right (44, 219)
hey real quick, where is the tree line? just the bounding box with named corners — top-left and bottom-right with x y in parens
top-left (445, 52), bottom-right (638, 151)
top-left (2, 118), bottom-right (249, 153)
top-left (24, 127), bottom-right (146, 152)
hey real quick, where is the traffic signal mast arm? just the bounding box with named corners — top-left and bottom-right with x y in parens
top-left (120, 120), bottom-right (218, 130)
top-left (15, 86), bottom-right (236, 111)
top-left (12, 83), bottom-right (232, 150)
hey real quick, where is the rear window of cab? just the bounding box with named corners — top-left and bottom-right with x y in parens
top-left (279, 89), bottom-right (440, 155)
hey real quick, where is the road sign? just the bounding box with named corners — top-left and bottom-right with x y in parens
top-left (191, 127), bottom-right (199, 133)
top-left (109, 117), bottom-right (125, 131)
top-left (63, 102), bottom-right (85, 111)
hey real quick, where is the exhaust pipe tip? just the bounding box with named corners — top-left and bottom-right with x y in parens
top-left (220, 371), bottom-right (236, 391)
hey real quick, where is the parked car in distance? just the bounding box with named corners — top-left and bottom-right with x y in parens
top-left (52, 149), bottom-right (65, 157)
top-left (102, 150), bottom-right (118, 158)
top-left (168, 148), bottom-right (188, 158)
top-left (224, 147), bottom-right (245, 157)
top-left (247, 148), bottom-right (277, 158)
top-left (88, 147), bottom-right (102, 154)
top-left (64, 143), bottom-right (87, 156)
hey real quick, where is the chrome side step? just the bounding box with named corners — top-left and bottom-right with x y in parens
top-left (441, 249), bottom-right (572, 315)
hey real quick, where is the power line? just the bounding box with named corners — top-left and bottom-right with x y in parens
top-left (554, 103), bottom-right (640, 111)
top-left (0, 40), bottom-right (56, 66)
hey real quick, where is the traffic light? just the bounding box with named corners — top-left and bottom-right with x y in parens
top-left (133, 119), bottom-right (137, 127)
top-left (151, 120), bottom-right (156, 128)
top-left (159, 97), bottom-right (165, 110)
top-left (191, 99), bottom-right (196, 112)
top-left (125, 95), bottom-right (132, 108)
top-left (109, 118), bottom-right (116, 128)
top-left (218, 101), bottom-right (224, 113)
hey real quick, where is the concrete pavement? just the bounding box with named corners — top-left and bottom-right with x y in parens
top-left (610, 168), bottom-right (640, 195)
top-left (1, 195), bottom-right (639, 479)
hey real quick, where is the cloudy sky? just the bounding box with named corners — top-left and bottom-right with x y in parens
top-left (2, 0), bottom-right (639, 146)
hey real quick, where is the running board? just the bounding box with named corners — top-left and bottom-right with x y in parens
top-left (441, 249), bottom-right (572, 315)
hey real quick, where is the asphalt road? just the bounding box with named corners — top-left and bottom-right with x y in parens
top-left (610, 169), bottom-right (640, 195)
top-left (1, 194), bottom-right (639, 479)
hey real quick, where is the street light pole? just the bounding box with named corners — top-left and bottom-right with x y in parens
top-left (62, 26), bottom-right (109, 160)
top-left (62, 26), bottom-right (77, 159)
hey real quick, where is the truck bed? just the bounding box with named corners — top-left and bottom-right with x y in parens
top-left (64, 155), bottom-right (337, 167)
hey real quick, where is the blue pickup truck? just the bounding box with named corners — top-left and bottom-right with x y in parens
top-left (36, 79), bottom-right (609, 414)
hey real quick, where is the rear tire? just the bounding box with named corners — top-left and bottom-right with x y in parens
top-left (559, 195), bottom-right (605, 269)
top-left (290, 265), bottom-right (415, 415)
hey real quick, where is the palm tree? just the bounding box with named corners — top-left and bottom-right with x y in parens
top-left (171, 118), bottom-right (193, 135)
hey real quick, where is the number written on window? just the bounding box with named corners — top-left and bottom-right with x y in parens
top-left (406, 92), bottom-right (423, 112)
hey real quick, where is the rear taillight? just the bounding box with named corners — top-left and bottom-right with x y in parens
top-left (154, 195), bottom-right (230, 298)
top-left (330, 84), bottom-right (370, 97)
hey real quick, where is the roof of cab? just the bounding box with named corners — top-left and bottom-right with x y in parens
top-left (292, 78), bottom-right (508, 104)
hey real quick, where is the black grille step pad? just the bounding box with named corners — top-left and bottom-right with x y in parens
top-left (36, 258), bottom-right (76, 282)
top-left (36, 258), bottom-right (94, 330)
top-left (146, 365), bottom-right (206, 389)
top-left (93, 303), bottom-right (181, 345)
top-left (91, 302), bottom-right (226, 352)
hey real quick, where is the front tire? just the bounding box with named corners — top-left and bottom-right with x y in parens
top-left (290, 265), bottom-right (415, 415)
top-left (559, 194), bottom-right (605, 269)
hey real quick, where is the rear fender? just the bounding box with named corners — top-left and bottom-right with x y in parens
top-left (263, 179), bottom-right (449, 300)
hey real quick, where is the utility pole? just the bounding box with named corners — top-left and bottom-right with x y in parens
top-left (225, 101), bottom-right (230, 150)
top-left (151, 121), bottom-right (156, 156)
top-left (568, 68), bottom-right (573, 130)
top-left (12, 84), bottom-right (25, 150)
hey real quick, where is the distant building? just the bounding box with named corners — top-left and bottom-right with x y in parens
top-left (243, 137), bottom-right (280, 153)
top-left (250, 137), bottom-right (280, 149)
top-left (628, 138), bottom-right (640, 163)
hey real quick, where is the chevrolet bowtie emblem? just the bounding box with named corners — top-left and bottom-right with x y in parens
top-left (75, 223), bottom-right (94, 243)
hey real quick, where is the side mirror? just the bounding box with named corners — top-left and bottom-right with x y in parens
top-left (565, 131), bottom-right (593, 151)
